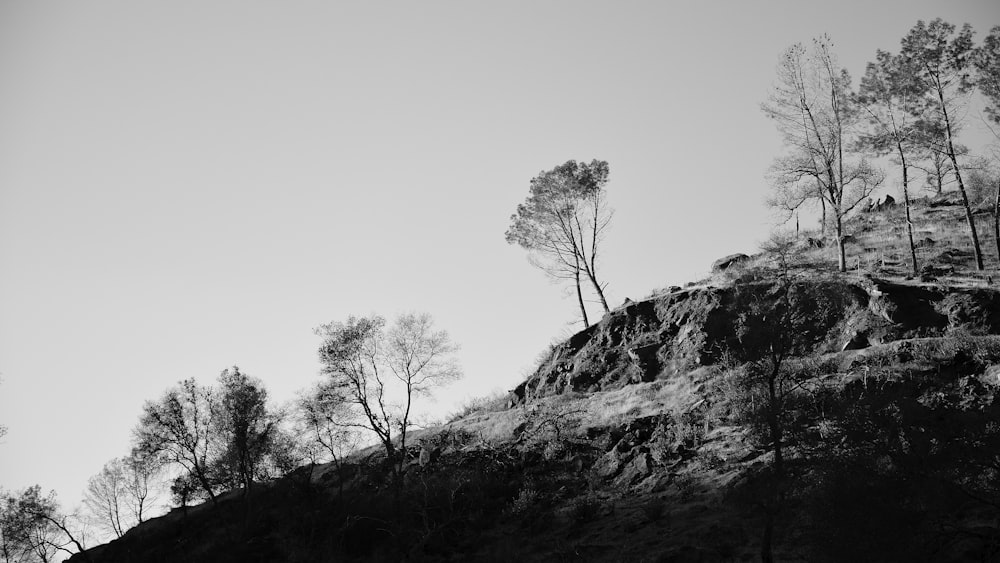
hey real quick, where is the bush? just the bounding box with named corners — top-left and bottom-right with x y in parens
top-left (447, 391), bottom-right (509, 422)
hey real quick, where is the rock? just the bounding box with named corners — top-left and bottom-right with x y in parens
top-left (613, 450), bottom-right (653, 487)
top-left (508, 279), bottom-right (1000, 405)
top-left (842, 331), bottom-right (870, 351)
top-left (711, 253), bottom-right (749, 272)
top-left (593, 448), bottom-right (625, 479)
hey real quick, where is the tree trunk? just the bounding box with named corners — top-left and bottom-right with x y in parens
top-left (194, 466), bottom-right (217, 506)
top-left (994, 179), bottom-right (1000, 265)
top-left (583, 268), bottom-right (610, 314)
top-left (835, 213), bottom-right (846, 273)
top-left (898, 146), bottom-right (918, 276)
top-left (937, 87), bottom-right (984, 270)
top-left (819, 196), bottom-right (827, 237)
top-left (574, 258), bottom-right (589, 327)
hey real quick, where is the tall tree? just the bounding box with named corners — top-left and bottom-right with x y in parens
top-left (133, 379), bottom-right (219, 505)
top-left (857, 49), bottom-right (926, 275)
top-left (899, 19), bottom-right (984, 269)
top-left (763, 37), bottom-right (883, 272)
top-left (315, 313), bottom-right (461, 483)
top-left (507, 160), bottom-right (613, 326)
top-left (82, 461), bottom-right (128, 539)
top-left (214, 367), bottom-right (276, 495)
top-left (975, 25), bottom-right (1000, 263)
top-left (975, 25), bottom-right (1000, 126)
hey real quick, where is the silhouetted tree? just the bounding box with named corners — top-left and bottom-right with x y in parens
top-left (763, 37), bottom-right (883, 272)
top-left (507, 160), bottom-right (613, 326)
top-left (134, 379), bottom-right (219, 505)
top-left (315, 313), bottom-right (461, 483)
top-left (213, 367), bottom-right (277, 495)
top-left (899, 18), bottom-right (984, 269)
top-left (0, 486), bottom-right (89, 563)
top-left (296, 382), bottom-right (360, 497)
top-left (82, 453), bottom-right (161, 540)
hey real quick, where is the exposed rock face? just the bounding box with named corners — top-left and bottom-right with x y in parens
top-left (711, 253), bottom-right (749, 272)
top-left (510, 278), bottom-right (1000, 405)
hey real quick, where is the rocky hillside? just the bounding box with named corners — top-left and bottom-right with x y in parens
top-left (69, 199), bottom-right (1000, 563)
top-left (511, 276), bottom-right (1000, 405)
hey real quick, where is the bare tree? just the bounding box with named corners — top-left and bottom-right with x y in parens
top-left (314, 313), bottom-right (461, 483)
top-left (913, 144), bottom-right (963, 195)
top-left (899, 19), bottom-right (984, 269)
top-left (506, 160), bottom-right (613, 326)
top-left (82, 454), bottom-right (161, 540)
top-left (296, 383), bottom-right (361, 497)
top-left (133, 379), bottom-right (219, 505)
top-left (82, 461), bottom-right (127, 539)
top-left (763, 37), bottom-right (883, 272)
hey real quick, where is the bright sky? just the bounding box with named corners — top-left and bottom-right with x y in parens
top-left (2, 1), bottom-right (998, 519)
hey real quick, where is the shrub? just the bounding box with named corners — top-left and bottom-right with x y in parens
top-left (507, 486), bottom-right (540, 516)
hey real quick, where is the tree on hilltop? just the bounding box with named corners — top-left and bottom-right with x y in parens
top-left (314, 313), bottom-right (461, 484)
top-left (506, 159), bottom-right (613, 327)
top-left (857, 49), bottom-right (929, 275)
top-left (213, 367), bottom-right (278, 496)
top-left (134, 379), bottom-right (219, 505)
top-left (762, 37), bottom-right (883, 272)
top-left (974, 25), bottom-right (1000, 127)
top-left (898, 18), bottom-right (984, 270)
top-left (973, 25), bottom-right (1000, 263)
top-left (83, 453), bottom-right (162, 540)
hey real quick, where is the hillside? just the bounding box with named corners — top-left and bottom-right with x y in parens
top-left (69, 198), bottom-right (1000, 562)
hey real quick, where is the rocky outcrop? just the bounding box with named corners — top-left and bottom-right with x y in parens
top-left (510, 277), bottom-right (1000, 405)
top-left (711, 253), bottom-right (749, 272)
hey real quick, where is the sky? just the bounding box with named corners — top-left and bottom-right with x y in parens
top-left (1, 0), bottom-right (998, 523)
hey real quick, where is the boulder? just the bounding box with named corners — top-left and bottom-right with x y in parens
top-left (711, 253), bottom-right (749, 272)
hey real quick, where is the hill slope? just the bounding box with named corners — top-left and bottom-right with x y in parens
top-left (69, 199), bottom-right (1000, 562)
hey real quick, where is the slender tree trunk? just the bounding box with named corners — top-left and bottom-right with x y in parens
top-left (937, 87), bottom-right (984, 270)
top-left (835, 213), bottom-right (846, 273)
top-left (898, 146), bottom-right (918, 276)
top-left (994, 179), bottom-right (1000, 266)
top-left (583, 268), bottom-right (610, 314)
top-left (819, 195), bottom-right (827, 236)
top-left (574, 257), bottom-right (589, 327)
top-left (193, 466), bottom-right (217, 506)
